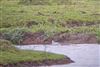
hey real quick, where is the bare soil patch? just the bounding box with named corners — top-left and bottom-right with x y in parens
top-left (20, 32), bottom-right (98, 45)
top-left (53, 32), bottom-right (98, 44)
top-left (0, 31), bottom-right (98, 45)
top-left (20, 31), bottom-right (52, 45)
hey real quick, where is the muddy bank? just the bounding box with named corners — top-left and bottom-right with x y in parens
top-left (20, 31), bottom-right (52, 45)
top-left (0, 31), bottom-right (98, 45)
top-left (20, 32), bottom-right (98, 45)
top-left (52, 32), bottom-right (98, 44)
top-left (0, 56), bottom-right (74, 67)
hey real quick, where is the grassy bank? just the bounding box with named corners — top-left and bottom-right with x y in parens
top-left (0, 50), bottom-right (65, 65)
top-left (0, 0), bottom-right (99, 27)
top-left (0, 0), bottom-right (100, 43)
top-left (0, 39), bottom-right (68, 66)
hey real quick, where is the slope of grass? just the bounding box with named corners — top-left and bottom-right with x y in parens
top-left (0, 0), bottom-right (100, 28)
top-left (0, 39), bottom-right (65, 65)
top-left (0, 50), bottom-right (65, 65)
top-left (0, 0), bottom-right (100, 43)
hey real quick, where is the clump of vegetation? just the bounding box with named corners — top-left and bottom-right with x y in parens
top-left (0, 39), bottom-right (18, 52)
top-left (0, 27), bottom-right (30, 44)
top-left (96, 30), bottom-right (100, 43)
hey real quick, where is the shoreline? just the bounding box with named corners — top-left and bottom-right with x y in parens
top-left (0, 56), bottom-right (74, 67)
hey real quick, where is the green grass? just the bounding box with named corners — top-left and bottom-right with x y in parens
top-left (0, 50), bottom-right (65, 65)
top-left (0, 0), bottom-right (100, 42)
top-left (0, 39), bottom-right (65, 65)
top-left (0, 0), bottom-right (99, 65)
top-left (0, 0), bottom-right (100, 28)
top-left (96, 29), bottom-right (100, 43)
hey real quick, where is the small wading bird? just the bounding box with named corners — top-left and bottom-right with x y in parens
top-left (52, 40), bottom-right (70, 45)
top-left (52, 40), bottom-right (61, 45)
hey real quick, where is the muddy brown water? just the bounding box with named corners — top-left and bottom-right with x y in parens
top-left (16, 44), bottom-right (100, 67)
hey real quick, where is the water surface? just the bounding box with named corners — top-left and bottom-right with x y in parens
top-left (16, 44), bottom-right (100, 67)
